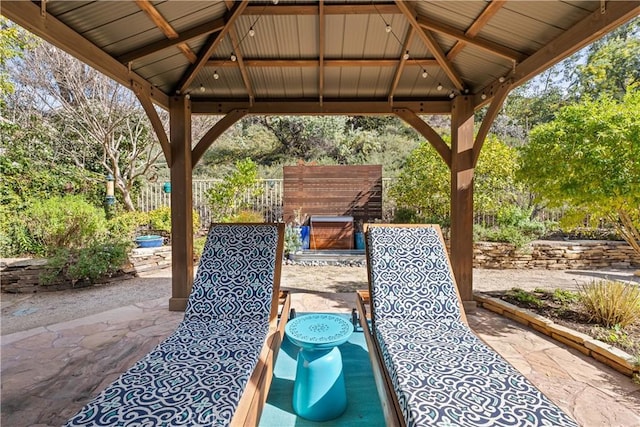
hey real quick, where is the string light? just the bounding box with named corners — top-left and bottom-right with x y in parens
top-left (449, 91), bottom-right (455, 99)
top-left (248, 27), bottom-right (255, 37)
top-left (213, 71), bottom-right (219, 80)
top-left (481, 93), bottom-right (487, 100)
top-left (230, 52), bottom-right (237, 62)
top-left (437, 83), bottom-right (443, 91)
top-left (422, 70), bottom-right (428, 78)
top-left (498, 76), bottom-right (505, 83)
top-left (385, 24), bottom-right (392, 33)
top-left (403, 50), bottom-right (410, 60)
top-left (199, 84), bottom-right (205, 92)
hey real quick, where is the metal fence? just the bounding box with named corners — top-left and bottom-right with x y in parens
top-left (137, 178), bottom-right (564, 228)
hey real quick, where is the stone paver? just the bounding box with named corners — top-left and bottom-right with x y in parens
top-left (2, 270), bottom-right (640, 426)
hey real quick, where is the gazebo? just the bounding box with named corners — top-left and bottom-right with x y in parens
top-left (4, 0), bottom-right (638, 311)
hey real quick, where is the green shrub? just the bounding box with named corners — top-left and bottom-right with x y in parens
top-left (579, 280), bottom-right (640, 327)
top-left (193, 236), bottom-right (207, 260)
top-left (108, 211), bottom-right (149, 241)
top-left (41, 241), bottom-right (131, 285)
top-left (205, 158), bottom-right (262, 222)
top-left (223, 209), bottom-right (264, 223)
top-left (147, 206), bottom-right (201, 234)
top-left (24, 195), bottom-right (107, 256)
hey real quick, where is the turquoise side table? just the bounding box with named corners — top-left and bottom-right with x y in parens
top-left (285, 314), bottom-right (354, 421)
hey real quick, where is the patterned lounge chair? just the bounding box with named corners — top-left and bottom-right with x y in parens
top-left (66, 223), bottom-right (290, 427)
top-left (356, 224), bottom-right (578, 427)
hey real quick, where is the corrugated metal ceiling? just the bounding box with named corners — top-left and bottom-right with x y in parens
top-left (4, 0), bottom-right (636, 110)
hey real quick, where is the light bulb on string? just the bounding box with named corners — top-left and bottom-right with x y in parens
top-left (437, 83), bottom-right (443, 91)
top-left (249, 27), bottom-right (255, 37)
top-left (231, 53), bottom-right (237, 62)
top-left (199, 84), bottom-right (205, 92)
top-left (449, 91), bottom-right (455, 99)
top-left (385, 24), bottom-right (392, 33)
top-left (403, 50), bottom-right (410, 60)
top-left (213, 71), bottom-right (220, 80)
top-left (422, 70), bottom-right (428, 78)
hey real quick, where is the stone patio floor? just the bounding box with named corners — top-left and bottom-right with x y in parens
top-left (2, 287), bottom-right (640, 426)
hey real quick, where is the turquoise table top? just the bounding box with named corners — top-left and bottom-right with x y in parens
top-left (285, 314), bottom-right (354, 350)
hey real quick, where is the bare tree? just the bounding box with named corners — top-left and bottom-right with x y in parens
top-left (11, 43), bottom-right (163, 210)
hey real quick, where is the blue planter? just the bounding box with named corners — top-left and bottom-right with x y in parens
top-left (300, 226), bottom-right (310, 250)
top-left (355, 232), bottom-right (365, 250)
top-left (135, 235), bottom-right (164, 248)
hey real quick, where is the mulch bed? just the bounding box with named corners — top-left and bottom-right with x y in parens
top-left (485, 289), bottom-right (640, 358)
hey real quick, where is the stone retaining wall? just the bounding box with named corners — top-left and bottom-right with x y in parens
top-left (1, 247), bottom-right (171, 293)
top-left (2, 241), bottom-right (639, 293)
top-left (474, 240), bottom-right (640, 269)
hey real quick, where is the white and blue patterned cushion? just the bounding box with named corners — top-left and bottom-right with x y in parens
top-left (66, 224), bottom-right (280, 427)
top-left (366, 226), bottom-right (578, 427)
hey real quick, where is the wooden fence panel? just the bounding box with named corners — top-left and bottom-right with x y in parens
top-left (282, 164), bottom-right (383, 224)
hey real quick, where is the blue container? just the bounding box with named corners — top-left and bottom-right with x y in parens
top-left (300, 226), bottom-right (310, 250)
top-left (135, 235), bottom-right (164, 248)
top-left (354, 232), bottom-right (365, 250)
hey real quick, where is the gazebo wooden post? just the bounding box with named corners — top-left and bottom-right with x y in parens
top-left (168, 95), bottom-right (194, 311)
top-left (450, 95), bottom-right (475, 309)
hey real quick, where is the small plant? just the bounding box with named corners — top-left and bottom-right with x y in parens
top-left (193, 236), bottom-right (207, 260)
top-left (578, 279), bottom-right (640, 327)
top-left (284, 224), bottom-right (302, 255)
top-left (552, 289), bottom-right (579, 305)
top-left (506, 288), bottom-right (543, 308)
top-left (41, 241), bottom-right (131, 286)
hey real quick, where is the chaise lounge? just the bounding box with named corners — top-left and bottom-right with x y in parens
top-left (66, 223), bottom-right (290, 427)
top-left (356, 224), bottom-right (578, 427)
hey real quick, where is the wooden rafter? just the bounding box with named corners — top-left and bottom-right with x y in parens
top-left (388, 27), bottom-right (414, 104)
top-left (177, 0), bottom-right (249, 94)
top-left (394, 0), bottom-right (465, 91)
top-left (319, 0), bottom-right (325, 105)
top-left (417, 15), bottom-right (523, 62)
top-left (135, 0), bottom-right (196, 63)
top-left (229, 27), bottom-right (255, 104)
top-left (206, 58), bottom-right (439, 68)
top-left (447, 0), bottom-right (506, 61)
top-left (118, 18), bottom-right (225, 64)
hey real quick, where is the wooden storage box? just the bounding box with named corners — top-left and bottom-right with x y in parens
top-left (310, 216), bottom-right (354, 250)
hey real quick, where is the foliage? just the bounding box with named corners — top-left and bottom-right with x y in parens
top-left (0, 18), bottom-right (35, 98)
top-left (22, 195), bottom-right (107, 256)
top-left (148, 206), bottom-right (172, 233)
top-left (506, 288), bottom-right (543, 308)
top-left (390, 135), bottom-right (520, 225)
top-left (41, 241), bottom-right (131, 286)
top-left (578, 280), bottom-right (640, 328)
top-left (517, 90), bottom-right (640, 255)
top-left (205, 158), bottom-right (262, 222)
top-left (193, 236), bottom-right (207, 261)
top-left (573, 18), bottom-right (639, 101)
top-left (223, 209), bottom-right (265, 223)
top-left (284, 224), bottom-right (302, 255)
top-left (474, 205), bottom-right (548, 248)
top-left (107, 211), bottom-right (149, 241)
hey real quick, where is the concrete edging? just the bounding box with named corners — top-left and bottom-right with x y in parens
top-left (474, 293), bottom-right (639, 377)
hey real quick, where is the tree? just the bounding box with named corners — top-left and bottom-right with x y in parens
top-left (390, 135), bottom-right (520, 224)
top-left (517, 90), bottom-right (640, 255)
top-left (8, 42), bottom-right (163, 210)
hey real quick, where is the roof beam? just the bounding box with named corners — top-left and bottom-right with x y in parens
top-left (394, 108), bottom-right (451, 168)
top-left (388, 27), bottom-right (414, 104)
top-left (394, 0), bottom-right (465, 91)
top-left (192, 109), bottom-right (248, 167)
top-left (416, 15), bottom-right (524, 62)
top-left (447, 0), bottom-right (506, 61)
top-left (472, 80), bottom-right (510, 166)
top-left (135, 0), bottom-right (196, 63)
top-left (1, 0), bottom-right (169, 109)
top-left (191, 99), bottom-right (452, 115)
top-left (243, 4), bottom-right (400, 15)
top-left (228, 27), bottom-right (255, 105)
top-left (132, 81), bottom-right (172, 167)
top-left (176, 0), bottom-right (248, 94)
top-left (118, 18), bottom-right (226, 64)
top-left (206, 58), bottom-right (439, 68)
